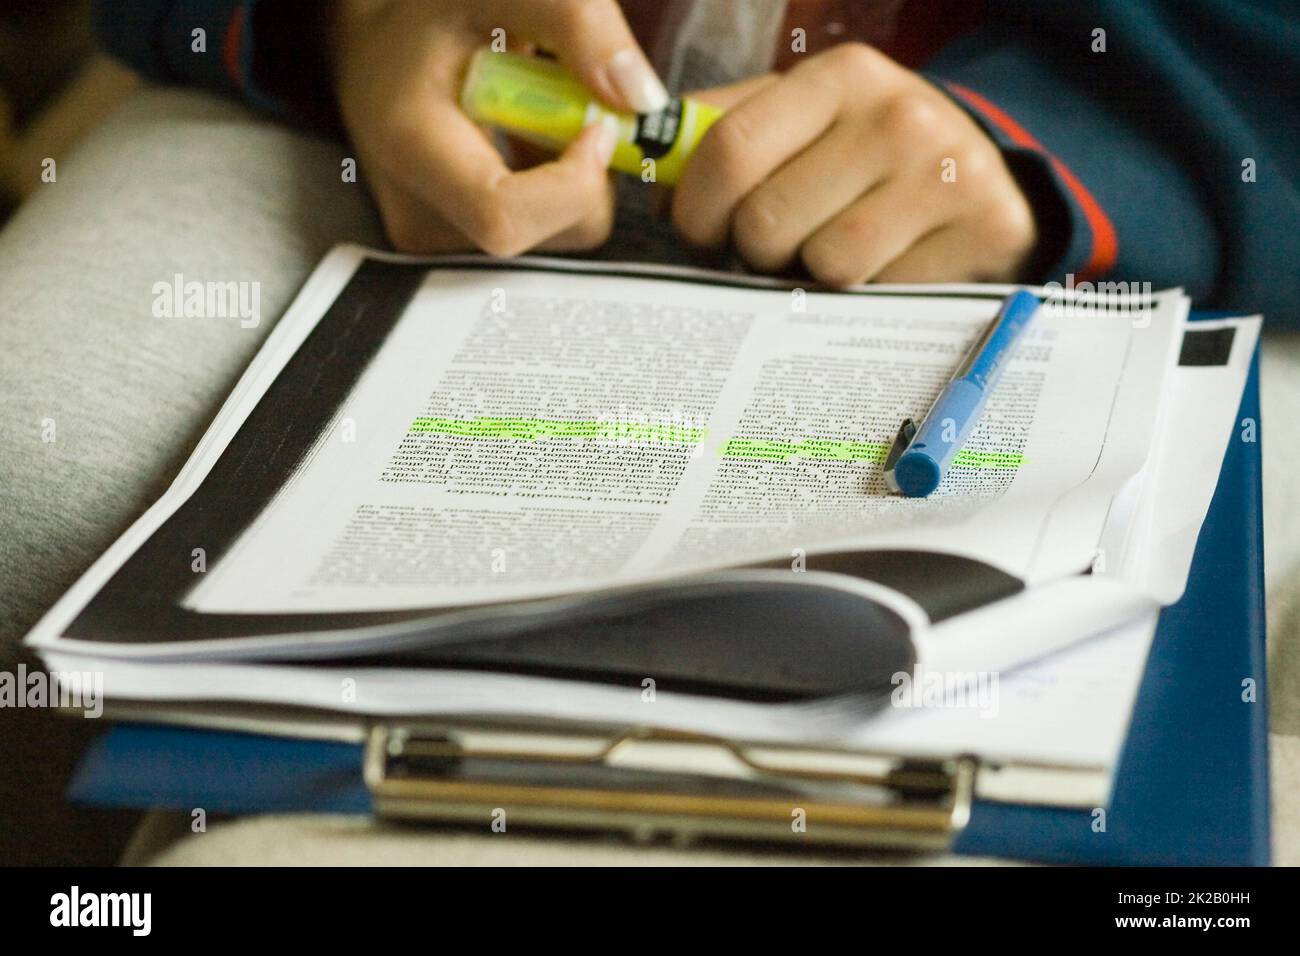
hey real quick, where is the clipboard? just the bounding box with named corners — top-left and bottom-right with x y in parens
top-left (63, 321), bottom-right (1269, 864)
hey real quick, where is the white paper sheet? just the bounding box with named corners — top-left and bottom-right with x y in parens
top-left (181, 248), bottom-right (1185, 614)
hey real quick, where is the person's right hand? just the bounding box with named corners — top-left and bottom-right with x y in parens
top-left (327, 0), bottom-right (668, 256)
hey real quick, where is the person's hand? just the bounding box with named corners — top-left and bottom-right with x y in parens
top-left (327, 0), bottom-right (667, 256)
top-left (672, 44), bottom-right (1038, 286)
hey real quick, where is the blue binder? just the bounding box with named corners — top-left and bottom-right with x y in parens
top-left (67, 327), bottom-right (1269, 865)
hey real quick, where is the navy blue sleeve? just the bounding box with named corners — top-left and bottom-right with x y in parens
top-left (923, 0), bottom-right (1300, 324)
top-left (93, 0), bottom-right (333, 123)
top-left (94, 1), bottom-right (262, 104)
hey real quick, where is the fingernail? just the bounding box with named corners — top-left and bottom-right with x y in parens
top-left (589, 114), bottom-right (620, 167)
top-left (605, 49), bottom-right (670, 114)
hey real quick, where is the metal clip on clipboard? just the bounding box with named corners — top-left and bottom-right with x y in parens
top-left (365, 722), bottom-right (977, 851)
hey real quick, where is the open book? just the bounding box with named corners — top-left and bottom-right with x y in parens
top-left (29, 245), bottom-right (1249, 686)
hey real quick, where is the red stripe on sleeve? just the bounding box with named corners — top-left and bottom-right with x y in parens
top-left (223, 5), bottom-right (246, 89)
top-left (945, 83), bottom-right (1118, 283)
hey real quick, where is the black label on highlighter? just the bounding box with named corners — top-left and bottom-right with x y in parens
top-left (633, 99), bottom-right (684, 160)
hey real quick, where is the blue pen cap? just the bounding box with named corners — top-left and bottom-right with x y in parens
top-left (892, 450), bottom-right (943, 497)
top-left (893, 378), bottom-right (986, 497)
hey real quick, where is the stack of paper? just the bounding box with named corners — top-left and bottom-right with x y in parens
top-left (25, 246), bottom-right (1260, 808)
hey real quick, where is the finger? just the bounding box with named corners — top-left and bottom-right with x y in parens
top-left (672, 64), bottom-right (845, 248)
top-left (800, 175), bottom-right (955, 287)
top-left (535, 177), bottom-right (618, 251)
top-left (398, 106), bottom-right (618, 256)
top-left (873, 217), bottom-right (1030, 284)
top-left (665, 74), bottom-right (778, 226)
top-left (474, 0), bottom-right (667, 112)
top-left (870, 226), bottom-right (985, 284)
top-left (380, 170), bottom-right (614, 256)
top-left (685, 72), bottom-right (780, 111)
top-left (731, 118), bottom-right (891, 273)
top-left (370, 176), bottom-right (474, 254)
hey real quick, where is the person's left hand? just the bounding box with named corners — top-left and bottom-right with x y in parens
top-left (671, 43), bottom-right (1039, 286)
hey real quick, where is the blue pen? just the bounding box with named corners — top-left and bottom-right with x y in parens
top-left (883, 288), bottom-right (1041, 498)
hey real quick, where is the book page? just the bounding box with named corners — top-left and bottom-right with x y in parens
top-left (186, 253), bottom-right (1184, 614)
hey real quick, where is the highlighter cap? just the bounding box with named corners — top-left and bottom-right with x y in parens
top-left (459, 48), bottom-right (722, 185)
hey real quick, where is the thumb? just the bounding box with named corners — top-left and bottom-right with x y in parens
top-left (476, 0), bottom-right (669, 113)
top-left (687, 73), bottom-right (781, 111)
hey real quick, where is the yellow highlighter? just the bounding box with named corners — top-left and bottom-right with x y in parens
top-left (460, 48), bottom-right (723, 186)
